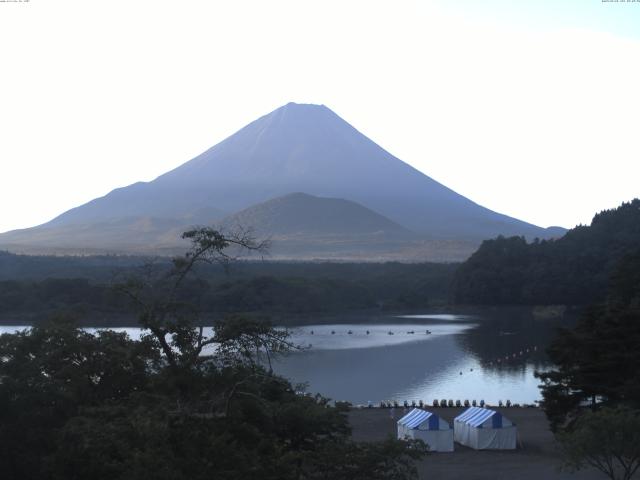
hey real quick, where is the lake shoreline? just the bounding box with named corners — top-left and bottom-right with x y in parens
top-left (0, 304), bottom-right (577, 328)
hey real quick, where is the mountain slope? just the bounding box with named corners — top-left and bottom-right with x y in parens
top-left (216, 193), bottom-right (432, 259)
top-left (41, 102), bottom-right (558, 238)
top-left (221, 193), bottom-right (411, 237)
top-left (0, 216), bottom-right (191, 255)
top-left (0, 102), bottom-right (564, 258)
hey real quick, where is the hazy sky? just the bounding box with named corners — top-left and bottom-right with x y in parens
top-left (1, 0), bottom-right (639, 234)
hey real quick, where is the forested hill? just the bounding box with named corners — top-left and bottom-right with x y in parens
top-left (452, 199), bottom-right (640, 306)
top-left (0, 256), bottom-right (456, 325)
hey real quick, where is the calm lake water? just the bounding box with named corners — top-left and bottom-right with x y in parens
top-left (271, 311), bottom-right (567, 406)
top-left (0, 309), bottom-right (569, 406)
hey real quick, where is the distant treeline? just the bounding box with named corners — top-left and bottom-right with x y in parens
top-left (0, 251), bottom-right (144, 282)
top-left (5, 199), bottom-right (637, 320)
top-left (453, 199), bottom-right (640, 305)
top-left (0, 258), bottom-right (457, 324)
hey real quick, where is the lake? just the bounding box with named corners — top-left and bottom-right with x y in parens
top-left (272, 310), bottom-right (567, 406)
top-left (0, 309), bottom-right (570, 406)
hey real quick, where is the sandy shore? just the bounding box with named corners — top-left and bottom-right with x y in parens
top-left (349, 407), bottom-right (602, 480)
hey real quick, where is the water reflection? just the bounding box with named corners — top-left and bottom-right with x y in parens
top-left (454, 312), bottom-right (561, 373)
top-left (272, 311), bottom-right (573, 405)
top-left (396, 314), bottom-right (477, 321)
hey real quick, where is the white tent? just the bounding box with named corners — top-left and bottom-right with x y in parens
top-left (454, 407), bottom-right (516, 450)
top-left (397, 408), bottom-right (454, 452)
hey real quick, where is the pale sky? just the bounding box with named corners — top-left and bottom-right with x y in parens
top-left (1, 0), bottom-right (639, 234)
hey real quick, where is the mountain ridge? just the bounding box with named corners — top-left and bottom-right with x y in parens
top-left (0, 102), bottom-right (565, 260)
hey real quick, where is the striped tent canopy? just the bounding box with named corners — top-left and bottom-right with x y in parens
top-left (454, 407), bottom-right (509, 428)
top-left (398, 408), bottom-right (440, 430)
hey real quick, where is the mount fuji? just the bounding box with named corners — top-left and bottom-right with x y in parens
top-left (0, 102), bottom-right (563, 260)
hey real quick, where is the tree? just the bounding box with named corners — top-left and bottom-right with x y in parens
top-left (115, 227), bottom-right (270, 371)
top-left (0, 227), bottom-right (427, 479)
top-left (536, 250), bottom-right (640, 480)
top-left (0, 317), bottom-right (159, 480)
top-left (559, 407), bottom-right (640, 480)
top-left (453, 199), bottom-right (640, 306)
top-left (303, 437), bottom-right (427, 480)
top-left (537, 305), bottom-right (640, 430)
top-left (0, 319), bottom-right (426, 480)
top-left (536, 250), bottom-right (640, 431)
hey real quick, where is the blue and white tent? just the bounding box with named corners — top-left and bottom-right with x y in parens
top-left (397, 408), bottom-right (454, 452)
top-left (454, 407), bottom-right (516, 450)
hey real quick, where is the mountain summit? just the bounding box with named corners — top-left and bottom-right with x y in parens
top-left (0, 102), bottom-right (562, 258)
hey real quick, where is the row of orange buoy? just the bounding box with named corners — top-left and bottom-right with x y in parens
top-left (311, 329), bottom-right (432, 336)
top-left (377, 399), bottom-right (523, 409)
top-left (487, 345), bottom-right (538, 366)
